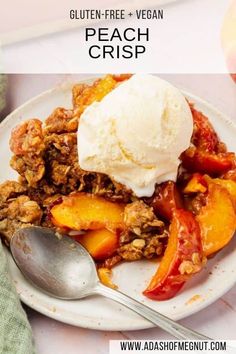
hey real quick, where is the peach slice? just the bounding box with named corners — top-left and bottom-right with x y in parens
top-left (76, 229), bottom-right (118, 261)
top-left (205, 176), bottom-right (236, 211)
top-left (190, 104), bottom-right (219, 152)
top-left (50, 193), bottom-right (125, 232)
top-left (183, 173), bottom-right (207, 194)
top-left (181, 148), bottom-right (234, 175)
top-left (98, 268), bottom-right (118, 289)
top-left (143, 209), bottom-right (204, 301)
top-left (196, 183), bottom-right (236, 256)
top-left (223, 168), bottom-right (236, 182)
top-left (147, 181), bottom-right (183, 221)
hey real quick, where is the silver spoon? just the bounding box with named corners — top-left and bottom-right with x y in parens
top-left (10, 226), bottom-right (210, 340)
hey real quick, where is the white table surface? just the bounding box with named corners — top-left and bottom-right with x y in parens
top-left (4, 73), bottom-right (236, 354)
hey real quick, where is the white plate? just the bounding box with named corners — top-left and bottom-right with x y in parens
top-left (1, 78), bottom-right (236, 331)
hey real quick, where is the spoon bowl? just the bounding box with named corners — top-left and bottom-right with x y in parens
top-left (10, 227), bottom-right (98, 299)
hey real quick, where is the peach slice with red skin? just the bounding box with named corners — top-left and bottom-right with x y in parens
top-left (75, 229), bottom-right (119, 261)
top-left (190, 104), bottom-right (219, 152)
top-left (50, 192), bottom-right (125, 232)
top-left (143, 209), bottom-right (204, 301)
top-left (147, 181), bottom-right (183, 221)
top-left (180, 148), bottom-right (235, 176)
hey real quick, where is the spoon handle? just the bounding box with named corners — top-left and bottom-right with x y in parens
top-left (94, 283), bottom-right (210, 340)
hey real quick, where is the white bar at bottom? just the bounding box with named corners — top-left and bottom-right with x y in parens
top-left (110, 340), bottom-right (236, 354)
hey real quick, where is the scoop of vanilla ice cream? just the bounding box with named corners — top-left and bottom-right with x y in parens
top-left (78, 74), bottom-right (193, 197)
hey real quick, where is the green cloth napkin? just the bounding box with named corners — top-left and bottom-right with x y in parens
top-left (0, 242), bottom-right (35, 354)
top-left (0, 74), bottom-right (6, 113)
top-left (0, 75), bottom-right (35, 353)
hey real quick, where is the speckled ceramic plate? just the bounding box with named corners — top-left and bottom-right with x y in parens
top-left (1, 78), bottom-right (236, 331)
